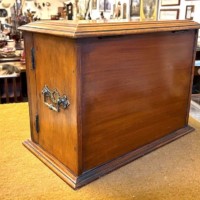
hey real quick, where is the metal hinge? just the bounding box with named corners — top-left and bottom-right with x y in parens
top-left (35, 114), bottom-right (39, 133)
top-left (31, 47), bottom-right (35, 70)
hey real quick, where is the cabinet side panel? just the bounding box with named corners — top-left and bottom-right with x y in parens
top-left (24, 32), bottom-right (38, 143)
top-left (81, 30), bottom-right (196, 171)
top-left (34, 34), bottom-right (79, 174)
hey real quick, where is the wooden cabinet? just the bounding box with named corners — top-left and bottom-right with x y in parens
top-left (0, 62), bottom-right (27, 103)
top-left (19, 20), bottom-right (200, 189)
top-left (0, 74), bottom-right (22, 103)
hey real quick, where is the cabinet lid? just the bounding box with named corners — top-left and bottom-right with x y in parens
top-left (18, 20), bottom-right (200, 38)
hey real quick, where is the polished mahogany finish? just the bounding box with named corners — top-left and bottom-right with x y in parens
top-left (19, 20), bottom-right (200, 189)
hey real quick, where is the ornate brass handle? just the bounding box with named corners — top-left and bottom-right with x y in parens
top-left (41, 85), bottom-right (70, 112)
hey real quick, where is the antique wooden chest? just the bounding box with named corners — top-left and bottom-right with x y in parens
top-left (19, 20), bottom-right (200, 189)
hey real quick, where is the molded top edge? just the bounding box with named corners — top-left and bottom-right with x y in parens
top-left (18, 19), bottom-right (200, 38)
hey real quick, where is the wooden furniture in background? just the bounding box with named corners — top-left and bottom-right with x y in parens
top-left (19, 20), bottom-right (200, 189)
top-left (0, 74), bottom-right (22, 103)
top-left (196, 46), bottom-right (200, 60)
top-left (193, 48), bottom-right (200, 94)
top-left (0, 62), bottom-right (27, 103)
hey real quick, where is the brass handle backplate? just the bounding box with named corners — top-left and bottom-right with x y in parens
top-left (41, 85), bottom-right (70, 112)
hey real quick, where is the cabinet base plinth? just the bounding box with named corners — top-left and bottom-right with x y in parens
top-left (23, 125), bottom-right (194, 189)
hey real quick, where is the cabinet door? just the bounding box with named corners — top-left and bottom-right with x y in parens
top-left (33, 33), bottom-right (79, 174)
top-left (24, 33), bottom-right (39, 144)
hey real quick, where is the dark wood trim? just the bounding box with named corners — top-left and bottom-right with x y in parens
top-left (5, 78), bottom-right (9, 102)
top-left (23, 125), bottom-right (194, 189)
top-left (13, 77), bottom-right (17, 102)
top-left (185, 5), bottom-right (195, 20)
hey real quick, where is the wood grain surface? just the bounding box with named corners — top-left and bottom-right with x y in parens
top-left (19, 20), bottom-right (200, 38)
top-left (22, 20), bottom-right (199, 188)
top-left (34, 34), bottom-right (80, 174)
top-left (80, 30), bottom-right (196, 170)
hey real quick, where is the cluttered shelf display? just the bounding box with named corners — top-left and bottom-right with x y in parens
top-left (0, 0), bottom-right (30, 103)
top-left (0, 0), bottom-right (34, 62)
top-left (0, 1), bottom-right (97, 61)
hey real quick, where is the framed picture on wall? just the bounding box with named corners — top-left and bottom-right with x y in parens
top-left (99, 0), bottom-right (105, 11)
top-left (105, 0), bottom-right (111, 11)
top-left (185, 5), bottom-right (195, 20)
top-left (161, 0), bottom-right (180, 6)
top-left (122, 3), bottom-right (127, 19)
top-left (130, 0), bottom-right (140, 17)
top-left (159, 9), bottom-right (179, 20)
top-left (92, 0), bottom-right (97, 10)
top-left (99, 0), bottom-right (111, 12)
top-left (140, 0), bottom-right (158, 20)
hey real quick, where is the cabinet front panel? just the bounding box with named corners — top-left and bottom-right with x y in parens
top-left (81, 30), bottom-right (196, 171)
top-left (34, 34), bottom-right (79, 174)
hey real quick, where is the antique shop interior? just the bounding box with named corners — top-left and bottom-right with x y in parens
top-left (1, 0), bottom-right (200, 199)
